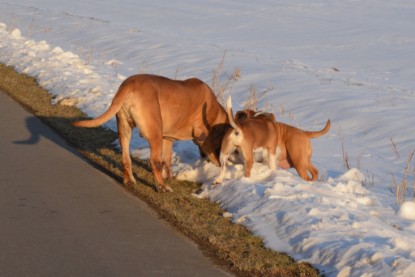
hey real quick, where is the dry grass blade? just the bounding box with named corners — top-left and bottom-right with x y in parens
top-left (390, 137), bottom-right (399, 158)
top-left (243, 84), bottom-right (274, 111)
top-left (392, 149), bottom-right (415, 205)
top-left (211, 51), bottom-right (241, 105)
top-left (340, 134), bottom-right (350, 170)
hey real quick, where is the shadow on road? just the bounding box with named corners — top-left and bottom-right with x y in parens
top-left (14, 115), bottom-right (156, 190)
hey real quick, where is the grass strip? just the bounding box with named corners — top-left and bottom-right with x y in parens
top-left (0, 63), bottom-right (319, 276)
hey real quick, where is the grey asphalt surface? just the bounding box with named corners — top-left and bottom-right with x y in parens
top-left (0, 90), bottom-right (231, 277)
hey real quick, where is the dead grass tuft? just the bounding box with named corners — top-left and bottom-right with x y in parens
top-left (243, 84), bottom-right (274, 111)
top-left (392, 149), bottom-right (415, 205)
top-left (211, 51), bottom-right (241, 105)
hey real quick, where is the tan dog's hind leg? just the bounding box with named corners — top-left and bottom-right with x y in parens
top-left (308, 162), bottom-right (319, 181)
top-left (294, 159), bottom-right (318, 181)
top-left (241, 147), bottom-right (254, 177)
top-left (137, 112), bottom-right (173, 193)
top-left (307, 144), bottom-right (319, 181)
top-left (294, 163), bottom-right (311, 181)
top-left (116, 114), bottom-right (136, 186)
top-left (289, 147), bottom-right (310, 181)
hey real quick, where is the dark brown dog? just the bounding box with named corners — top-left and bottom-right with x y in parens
top-left (73, 74), bottom-right (228, 192)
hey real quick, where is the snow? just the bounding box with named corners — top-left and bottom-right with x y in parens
top-left (1, 1), bottom-right (415, 276)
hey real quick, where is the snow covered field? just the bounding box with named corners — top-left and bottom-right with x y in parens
top-left (1, 1), bottom-right (415, 276)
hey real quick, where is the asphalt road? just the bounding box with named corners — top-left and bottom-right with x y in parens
top-left (0, 90), bottom-right (231, 277)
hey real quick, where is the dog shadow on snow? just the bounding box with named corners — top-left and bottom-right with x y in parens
top-left (14, 115), bottom-right (155, 189)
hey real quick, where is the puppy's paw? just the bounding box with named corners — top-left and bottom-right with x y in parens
top-left (213, 178), bottom-right (223, 185)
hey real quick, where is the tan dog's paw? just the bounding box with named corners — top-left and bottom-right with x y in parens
top-left (156, 184), bottom-right (174, 193)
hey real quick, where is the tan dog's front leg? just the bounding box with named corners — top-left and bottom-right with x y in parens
top-left (213, 141), bottom-right (236, 184)
top-left (149, 140), bottom-right (173, 192)
top-left (162, 139), bottom-right (173, 179)
top-left (268, 152), bottom-right (277, 171)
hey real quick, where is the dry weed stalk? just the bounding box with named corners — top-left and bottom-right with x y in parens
top-left (279, 103), bottom-right (286, 116)
top-left (84, 48), bottom-right (95, 65)
top-left (174, 65), bottom-right (181, 80)
top-left (363, 171), bottom-right (375, 188)
top-left (392, 149), bottom-right (415, 205)
top-left (356, 151), bottom-right (366, 170)
top-left (28, 17), bottom-right (35, 38)
top-left (390, 137), bottom-right (399, 158)
top-left (264, 102), bottom-right (276, 114)
top-left (341, 135), bottom-right (350, 170)
top-left (211, 51), bottom-right (240, 104)
top-left (244, 84), bottom-right (274, 111)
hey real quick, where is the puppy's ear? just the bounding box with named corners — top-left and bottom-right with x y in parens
top-left (235, 111), bottom-right (247, 121)
top-left (246, 110), bottom-right (256, 118)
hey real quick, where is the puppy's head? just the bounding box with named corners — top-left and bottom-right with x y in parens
top-left (235, 109), bottom-right (256, 122)
top-left (235, 109), bottom-right (276, 122)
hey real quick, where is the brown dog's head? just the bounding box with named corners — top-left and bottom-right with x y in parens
top-left (194, 123), bottom-right (231, 165)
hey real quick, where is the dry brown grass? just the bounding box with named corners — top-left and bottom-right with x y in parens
top-left (0, 63), bottom-right (319, 277)
top-left (392, 149), bottom-right (415, 205)
top-left (340, 134), bottom-right (350, 170)
top-left (211, 51), bottom-right (241, 105)
top-left (243, 84), bottom-right (274, 111)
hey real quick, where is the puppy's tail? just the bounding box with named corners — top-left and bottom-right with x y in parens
top-left (305, 119), bottom-right (331, 139)
top-left (72, 87), bottom-right (127, 128)
top-left (226, 96), bottom-right (241, 132)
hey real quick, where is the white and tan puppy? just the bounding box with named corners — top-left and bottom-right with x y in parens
top-left (234, 109), bottom-right (331, 181)
top-left (73, 74), bottom-right (228, 192)
top-left (273, 118), bottom-right (330, 181)
top-left (214, 97), bottom-right (278, 184)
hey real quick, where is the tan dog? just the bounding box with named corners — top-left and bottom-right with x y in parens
top-left (73, 74), bottom-right (228, 192)
top-left (273, 117), bottom-right (330, 181)
top-left (235, 109), bottom-right (331, 181)
top-left (214, 97), bottom-right (278, 184)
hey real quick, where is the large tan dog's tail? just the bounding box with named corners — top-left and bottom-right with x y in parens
top-left (226, 96), bottom-right (241, 132)
top-left (72, 89), bottom-right (126, 128)
top-left (304, 119), bottom-right (331, 139)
